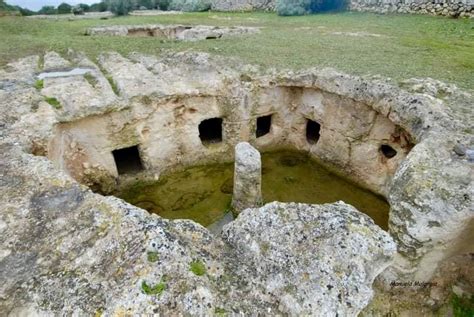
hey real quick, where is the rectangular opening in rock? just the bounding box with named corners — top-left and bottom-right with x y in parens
top-left (256, 115), bottom-right (272, 138)
top-left (380, 144), bottom-right (397, 158)
top-left (112, 145), bottom-right (144, 175)
top-left (199, 118), bottom-right (223, 145)
top-left (306, 119), bottom-right (321, 144)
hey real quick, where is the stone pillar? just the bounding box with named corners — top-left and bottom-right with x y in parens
top-left (231, 142), bottom-right (263, 215)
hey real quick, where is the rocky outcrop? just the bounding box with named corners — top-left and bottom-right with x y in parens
top-left (0, 50), bottom-right (472, 314)
top-left (0, 149), bottom-right (395, 315)
top-left (85, 24), bottom-right (260, 41)
top-left (27, 11), bottom-right (113, 20)
top-left (224, 202), bottom-right (396, 316)
top-left (231, 142), bottom-right (263, 213)
top-left (211, 0), bottom-right (275, 11)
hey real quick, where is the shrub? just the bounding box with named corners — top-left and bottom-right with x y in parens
top-left (19, 7), bottom-right (35, 16)
top-left (78, 3), bottom-right (90, 12)
top-left (57, 3), bottom-right (72, 14)
top-left (276, 0), bottom-right (346, 16)
top-left (72, 5), bottom-right (85, 15)
top-left (276, 0), bottom-right (311, 16)
top-left (156, 0), bottom-right (171, 10)
top-left (106, 0), bottom-right (134, 15)
top-left (38, 5), bottom-right (57, 15)
top-left (89, 2), bottom-right (108, 12)
top-left (136, 0), bottom-right (154, 9)
top-left (169, 0), bottom-right (211, 12)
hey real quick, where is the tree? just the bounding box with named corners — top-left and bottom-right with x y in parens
top-left (106, 0), bottom-right (134, 15)
top-left (19, 7), bottom-right (35, 16)
top-left (38, 5), bottom-right (57, 15)
top-left (57, 2), bottom-right (72, 14)
top-left (156, 0), bottom-right (171, 10)
top-left (72, 5), bottom-right (85, 14)
top-left (89, 2), bottom-right (108, 11)
top-left (135, 0), bottom-right (153, 9)
top-left (78, 3), bottom-right (91, 12)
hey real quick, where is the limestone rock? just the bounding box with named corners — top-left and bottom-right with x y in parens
top-left (0, 51), bottom-right (473, 315)
top-left (43, 51), bottom-right (72, 71)
top-left (223, 201), bottom-right (396, 316)
top-left (86, 24), bottom-right (260, 41)
top-left (231, 142), bottom-right (262, 213)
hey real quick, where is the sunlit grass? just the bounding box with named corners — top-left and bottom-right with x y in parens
top-left (0, 12), bottom-right (472, 89)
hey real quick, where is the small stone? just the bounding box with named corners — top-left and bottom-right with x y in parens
top-left (452, 285), bottom-right (465, 297)
top-left (466, 149), bottom-right (474, 162)
top-left (453, 144), bottom-right (466, 156)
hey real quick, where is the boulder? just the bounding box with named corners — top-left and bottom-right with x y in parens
top-left (223, 201), bottom-right (396, 316)
top-left (231, 142), bottom-right (263, 213)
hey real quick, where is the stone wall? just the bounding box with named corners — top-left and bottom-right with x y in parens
top-left (210, 0), bottom-right (474, 18)
top-left (211, 0), bottom-right (275, 11)
top-left (350, 0), bottom-right (474, 17)
top-left (46, 55), bottom-right (412, 197)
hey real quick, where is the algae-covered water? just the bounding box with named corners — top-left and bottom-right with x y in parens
top-left (116, 151), bottom-right (389, 230)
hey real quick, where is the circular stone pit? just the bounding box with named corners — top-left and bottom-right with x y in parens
top-left (0, 49), bottom-right (472, 315)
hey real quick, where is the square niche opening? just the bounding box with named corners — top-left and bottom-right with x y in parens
top-left (199, 118), bottom-right (223, 145)
top-left (256, 114), bottom-right (272, 138)
top-left (380, 144), bottom-right (397, 159)
top-left (306, 119), bottom-right (321, 144)
top-left (112, 145), bottom-right (144, 175)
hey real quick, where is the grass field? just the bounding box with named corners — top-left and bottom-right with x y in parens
top-left (0, 12), bottom-right (473, 89)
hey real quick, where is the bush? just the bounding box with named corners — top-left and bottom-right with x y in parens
top-left (19, 7), bottom-right (35, 16)
top-left (78, 3), bottom-right (90, 12)
top-left (72, 5), bottom-right (85, 15)
top-left (169, 0), bottom-right (210, 12)
top-left (276, 0), bottom-right (311, 16)
top-left (135, 0), bottom-right (154, 9)
top-left (156, 0), bottom-right (171, 10)
top-left (57, 2), bottom-right (72, 14)
top-left (38, 5), bottom-right (57, 15)
top-left (89, 2), bottom-right (108, 12)
top-left (106, 0), bottom-right (133, 15)
top-left (276, 0), bottom-right (346, 16)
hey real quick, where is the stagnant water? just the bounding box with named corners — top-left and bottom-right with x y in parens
top-left (116, 151), bottom-right (389, 230)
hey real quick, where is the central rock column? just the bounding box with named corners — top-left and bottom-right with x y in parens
top-left (231, 142), bottom-right (263, 215)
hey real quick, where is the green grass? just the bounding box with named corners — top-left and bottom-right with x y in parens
top-left (45, 96), bottom-right (61, 109)
top-left (83, 72), bottom-right (98, 87)
top-left (34, 79), bottom-right (44, 90)
top-left (0, 12), bottom-right (472, 89)
top-left (147, 251), bottom-right (159, 262)
top-left (189, 259), bottom-right (206, 276)
top-left (451, 293), bottom-right (474, 317)
top-left (105, 75), bottom-right (119, 95)
top-left (141, 280), bottom-right (166, 296)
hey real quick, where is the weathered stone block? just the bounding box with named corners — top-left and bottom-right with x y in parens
top-left (231, 142), bottom-right (263, 214)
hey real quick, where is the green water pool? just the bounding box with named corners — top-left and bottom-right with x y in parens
top-left (115, 150), bottom-right (389, 230)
